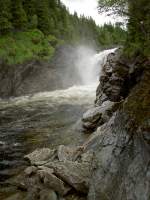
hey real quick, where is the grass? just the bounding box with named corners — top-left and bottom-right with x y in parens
top-left (0, 29), bottom-right (60, 65)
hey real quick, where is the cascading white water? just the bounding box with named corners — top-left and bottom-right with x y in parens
top-left (75, 47), bottom-right (117, 85)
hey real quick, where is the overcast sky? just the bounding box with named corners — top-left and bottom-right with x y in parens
top-left (61, 0), bottom-right (119, 25)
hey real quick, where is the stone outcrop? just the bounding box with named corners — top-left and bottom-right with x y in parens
top-left (82, 100), bottom-right (117, 132)
top-left (95, 49), bottom-right (129, 104)
top-left (86, 51), bottom-right (150, 200)
top-left (12, 145), bottom-right (92, 200)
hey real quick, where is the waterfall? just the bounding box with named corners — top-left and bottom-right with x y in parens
top-left (75, 47), bottom-right (117, 85)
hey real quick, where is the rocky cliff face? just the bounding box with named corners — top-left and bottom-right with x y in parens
top-left (86, 50), bottom-right (150, 200)
top-left (0, 45), bottom-right (81, 98)
top-left (9, 50), bottom-right (150, 200)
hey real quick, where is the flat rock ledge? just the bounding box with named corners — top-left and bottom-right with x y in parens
top-left (15, 145), bottom-right (93, 200)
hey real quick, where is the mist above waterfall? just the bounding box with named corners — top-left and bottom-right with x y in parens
top-left (74, 46), bottom-right (97, 85)
top-left (53, 45), bottom-right (118, 87)
top-left (74, 46), bottom-right (117, 85)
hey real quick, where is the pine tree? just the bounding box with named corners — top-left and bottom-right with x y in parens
top-left (23, 0), bottom-right (38, 29)
top-left (11, 0), bottom-right (28, 30)
top-left (0, 0), bottom-right (12, 34)
top-left (126, 0), bottom-right (150, 56)
top-left (98, 0), bottom-right (150, 57)
top-left (23, 0), bottom-right (36, 17)
top-left (36, 0), bottom-right (51, 35)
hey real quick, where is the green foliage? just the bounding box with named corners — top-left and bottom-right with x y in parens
top-left (0, 0), bottom-right (126, 46)
top-left (98, 23), bottom-right (126, 48)
top-left (23, 0), bottom-right (37, 29)
top-left (125, 0), bottom-right (150, 58)
top-left (36, 1), bottom-right (52, 35)
top-left (98, 0), bottom-right (127, 15)
top-left (0, 0), bottom-right (126, 64)
top-left (11, 0), bottom-right (28, 29)
top-left (28, 15), bottom-right (38, 29)
top-left (98, 0), bottom-right (150, 58)
top-left (0, 30), bottom-right (55, 64)
top-left (0, 0), bottom-right (12, 34)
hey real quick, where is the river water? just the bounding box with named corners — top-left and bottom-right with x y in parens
top-left (0, 48), bottom-right (116, 199)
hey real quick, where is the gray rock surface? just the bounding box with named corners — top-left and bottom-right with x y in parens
top-left (57, 145), bottom-right (76, 162)
top-left (24, 148), bottom-right (56, 165)
top-left (38, 168), bottom-right (71, 196)
top-left (39, 189), bottom-right (58, 200)
top-left (87, 112), bottom-right (150, 200)
top-left (45, 161), bottom-right (90, 193)
top-left (16, 145), bottom-right (92, 199)
top-left (95, 50), bottom-right (129, 104)
top-left (87, 50), bottom-right (150, 200)
top-left (82, 100), bottom-right (116, 132)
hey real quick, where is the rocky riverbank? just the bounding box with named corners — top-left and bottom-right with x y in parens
top-left (5, 49), bottom-right (150, 200)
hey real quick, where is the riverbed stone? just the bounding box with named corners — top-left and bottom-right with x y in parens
top-left (24, 148), bottom-right (56, 165)
top-left (24, 166), bottom-right (37, 176)
top-left (57, 145), bottom-right (75, 162)
top-left (82, 100), bottom-right (115, 132)
top-left (39, 189), bottom-right (58, 200)
top-left (38, 168), bottom-right (71, 196)
top-left (45, 160), bottom-right (90, 193)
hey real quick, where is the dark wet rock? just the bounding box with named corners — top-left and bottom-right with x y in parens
top-left (65, 194), bottom-right (87, 200)
top-left (38, 168), bottom-right (71, 196)
top-left (82, 100), bottom-right (116, 132)
top-left (4, 192), bottom-right (26, 200)
top-left (24, 148), bottom-right (56, 165)
top-left (87, 112), bottom-right (150, 200)
top-left (45, 160), bottom-right (90, 193)
top-left (19, 145), bottom-right (92, 199)
top-left (96, 49), bottom-right (129, 104)
top-left (39, 189), bottom-right (58, 200)
top-left (87, 58), bottom-right (150, 200)
top-left (24, 166), bottom-right (37, 176)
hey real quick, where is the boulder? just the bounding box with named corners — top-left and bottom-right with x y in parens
top-left (38, 167), bottom-right (71, 196)
top-left (82, 100), bottom-right (115, 132)
top-left (24, 148), bottom-right (56, 165)
top-left (39, 189), bottom-right (58, 200)
top-left (24, 166), bottom-right (37, 176)
top-left (57, 145), bottom-right (76, 162)
top-left (95, 49), bottom-right (129, 104)
top-left (45, 161), bottom-right (91, 193)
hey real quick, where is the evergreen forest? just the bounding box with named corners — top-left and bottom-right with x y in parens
top-left (0, 0), bottom-right (126, 64)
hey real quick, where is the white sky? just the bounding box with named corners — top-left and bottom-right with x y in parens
top-left (61, 0), bottom-right (119, 25)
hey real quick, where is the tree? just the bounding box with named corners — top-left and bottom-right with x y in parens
top-left (11, 0), bottom-right (28, 30)
top-left (23, 0), bottom-right (38, 29)
top-left (0, 0), bottom-right (12, 34)
top-left (36, 0), bottom-right (51, 35)
top-left (23, 0), bottom-right (36, 17)
top-left (98, 0), bottom-right (150, 57)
